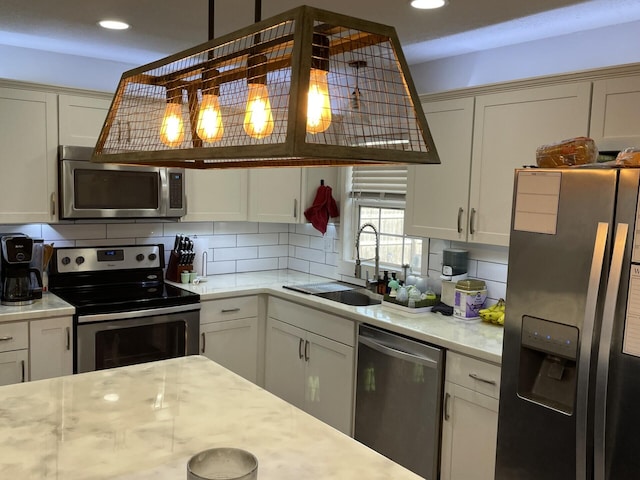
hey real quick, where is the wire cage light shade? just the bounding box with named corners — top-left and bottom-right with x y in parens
top-left (92, 6), bottom-right (440, 169)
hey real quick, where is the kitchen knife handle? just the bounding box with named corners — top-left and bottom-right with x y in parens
top-left (298, 338), bottom-right (304, 359)
top-left (594, 223), bottom-right (628, 480)
top-left (469, 208), bottom-right (476, 235)
top-left (457, 207), bottom-right (463, 234)
top-left (444, 392), bottom-right (451, 421)
top-left (201, 332), bottom-right (206, 353)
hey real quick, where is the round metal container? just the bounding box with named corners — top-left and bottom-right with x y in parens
top-left (187, 448), bottom-right (258, 480)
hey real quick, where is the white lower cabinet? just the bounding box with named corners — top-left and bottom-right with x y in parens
top-left (440, 352), bottom-right (501, 480)
top-left (0, 321), bottom-right (29, 386)
top-left (265, 297), bottom-right (355, 435)
top-left (199, 296), bottom-right (259, 384)
top-left (30, 316), bottom-right (73, 381)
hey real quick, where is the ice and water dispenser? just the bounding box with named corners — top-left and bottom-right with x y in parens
top-left (518, 316), bottom-right (579, 414)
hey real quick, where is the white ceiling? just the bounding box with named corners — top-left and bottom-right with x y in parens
top-left (2, 0), bottom-right (640, 67)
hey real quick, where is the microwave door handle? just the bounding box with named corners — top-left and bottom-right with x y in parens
top-left (593, 223), bottom-right (628, 480)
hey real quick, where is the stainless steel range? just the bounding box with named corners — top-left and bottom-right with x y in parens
top-left (48, 244), bottom-right (200, 373)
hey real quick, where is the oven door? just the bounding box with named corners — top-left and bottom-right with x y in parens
top-left (76, 304), bottom-right (200, 373)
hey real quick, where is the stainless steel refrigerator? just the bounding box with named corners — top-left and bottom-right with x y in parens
top-left (495, 167), bottom-right (640, 480)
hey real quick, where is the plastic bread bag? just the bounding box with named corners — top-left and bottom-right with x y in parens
top-left (615, 147), bottom-right (640, 167)
top-left (536, 136), bottom-right (598, 168)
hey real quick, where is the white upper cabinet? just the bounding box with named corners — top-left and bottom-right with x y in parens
top-left (58, 94), bottom-right (111, 147)
top-left (405, 97), bottom-right (475, 241)
top-left (468, 82), bottom-right (592, 246)
top-left (184, 169), bottom-right (249, 222)
top-left (590, 74), bottom-right (640, 151)
top-left (0, 87), bottom-right (58, 223)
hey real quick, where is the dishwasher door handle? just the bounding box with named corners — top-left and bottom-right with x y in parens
top-left (359, 336), bottom-right (439, 368)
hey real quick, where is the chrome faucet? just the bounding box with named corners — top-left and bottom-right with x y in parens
top-left (355, 223), bottom-right (380, 290)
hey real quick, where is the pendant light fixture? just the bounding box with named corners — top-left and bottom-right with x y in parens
top-left (92, 4), bottom-right (440, 168)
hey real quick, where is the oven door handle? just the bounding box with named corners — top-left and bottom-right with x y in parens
top-left (77, 304), bottom-right (200, 323)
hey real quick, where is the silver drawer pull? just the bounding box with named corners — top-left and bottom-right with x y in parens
top-left (469, 373), bottom-right (497, 385)
top-left (0, 336), bottom-right (14, 342)
top-left (221, 308), bottom-right (240, 313)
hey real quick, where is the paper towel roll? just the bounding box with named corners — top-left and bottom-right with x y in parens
top-left (191, 237), bottom-right (210, 277)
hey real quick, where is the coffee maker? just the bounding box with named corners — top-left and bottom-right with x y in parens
top-left (0, 234), bottom-right (43, 305)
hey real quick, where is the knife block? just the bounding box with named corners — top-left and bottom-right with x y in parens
top-left (165, 250), bottom-right (193, 282)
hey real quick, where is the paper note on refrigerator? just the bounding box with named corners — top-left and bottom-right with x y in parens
top-left (623, 265), bottom-right (640, 357)
top-left (513, 171), bottom-right (561, 234)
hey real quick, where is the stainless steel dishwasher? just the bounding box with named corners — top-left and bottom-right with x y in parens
top-left (355, 324), bottom-right (444, 479)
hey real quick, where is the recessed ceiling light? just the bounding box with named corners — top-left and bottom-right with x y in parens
top-left (410, 0), bottom-right (448, 9)
top-left (98, 20), bottom-right (130, 30)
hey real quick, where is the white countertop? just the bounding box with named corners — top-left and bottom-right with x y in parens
top-left (0, 355), bottom-right (423, 479)
top-left (0, 269), bottom-right (503, 364)
top-left (173, 270), bottom-right (504, 364)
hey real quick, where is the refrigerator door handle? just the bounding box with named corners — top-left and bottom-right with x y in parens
top-left (576, 222), bottom-right (610, 480)
top-left (593, 222), bottom-right (628, 480)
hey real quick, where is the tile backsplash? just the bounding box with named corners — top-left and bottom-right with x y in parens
top-left (0, 221), bottom-right (508, 302)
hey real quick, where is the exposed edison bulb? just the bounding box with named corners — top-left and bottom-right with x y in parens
top-left (307, 68), bottom-right (331, 134)
top-left (159, 102), bottom-right (185, 147)
top-left (196, 94), bottom-right (224, 142)
top-left (244, 83), bottom-right (274, 139)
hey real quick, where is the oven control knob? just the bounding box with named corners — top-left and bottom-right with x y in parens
top-left (136, 253), bottom-right (145, 262)
top-left (61, 256), bottom-right (71, 265)
top-left (148, 253), bottom-right (157, 261)
top-left (75, 256), bottom-right (85, 265)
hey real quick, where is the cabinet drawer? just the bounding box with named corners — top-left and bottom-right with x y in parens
top-left (446, 351), bottom-right (501, 399)
top-left (0, 322), bottom-right (29, 352)
top-left (201, 296), bottom-right (258, 324)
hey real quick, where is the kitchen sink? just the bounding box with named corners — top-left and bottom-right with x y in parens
top-left (313, 289), bottom-right (382, 306)
top-left (283, 281), bottom-right (382, 306)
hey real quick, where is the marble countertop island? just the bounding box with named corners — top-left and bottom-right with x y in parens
top-left (0, 355), bottom-right (422, 480)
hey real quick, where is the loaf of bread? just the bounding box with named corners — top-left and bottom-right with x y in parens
top-left (616, 147), bottom-right (640, 166)
top-left (536, 137), bottom-right (598, 168)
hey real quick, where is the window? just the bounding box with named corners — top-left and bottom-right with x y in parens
top-left (348, 166), bottom-right (423, 274)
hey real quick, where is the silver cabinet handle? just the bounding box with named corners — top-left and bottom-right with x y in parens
top-left (444, 392), bottom-right (451, 421)
top-left (0, 336), bottom-right (14, 341)
top-left (457, 207), bottom-right (463, 234)
top-left (65, 327), bottom-right (70, 351)
top-left (50, 192), bottom-right (56, 216)
top-left (293, 199), bottom-right (298, 219)
top-left (201, 332), bottom-right (206, 353)
top-left (221, 308), bottom-right (240, 313)
top-left (468, 373), bottom-right (496, 385)
top-left (594, 223), bottom-right (628, 480)
top-left (304, 340), bottom-right (310, 361)
top-left (298, 338), bottom-right (304, 359)
top-left (469, 207), bottom-right (476, 235)
top-left (21, 360), bottom-right (25, 382)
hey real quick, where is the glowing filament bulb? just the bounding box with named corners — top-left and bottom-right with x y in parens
top-left (307, 68), bottom-right (332, 134)
top-left (160, 101), bottom-right (184, 147)
top-left (244, 83), bottom-right (274, 139)
top-left (196, 94), bottom-right (224, 142)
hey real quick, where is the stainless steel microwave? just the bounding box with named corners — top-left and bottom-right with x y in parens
top-left (58, 146), bottom-right (186, 220)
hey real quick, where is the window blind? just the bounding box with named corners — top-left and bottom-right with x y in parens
top-left (349, 166), bottom-right (408, 199)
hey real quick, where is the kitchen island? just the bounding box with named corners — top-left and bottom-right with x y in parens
top-left (0, 355), bottom-right (422, 480)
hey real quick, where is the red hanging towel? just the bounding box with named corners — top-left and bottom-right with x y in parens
top-left (304, 184), bottom-right (339, 235)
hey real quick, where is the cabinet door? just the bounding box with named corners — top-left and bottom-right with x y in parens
top-left (590, 75), bottom-right (640, 151)
top-left (248, 168), bottom-right (302, 223)
top-left (265, 317), bottom-right (306, 409)
top-left (0, 88), bottom-right (58, 223)
top-left (440, 382), bottom-right (499, 480)
top-left (58, 94), bottom-right (111, 147)
top-left (0, 350), bottom-right (29, 385)
top-left (469, 82), bottom-right (591, 245)
top-left (405, 97), bottom-right (474, 241)
top-left (200, 317), bottom-right (258, 383)
top-left (304, 330), bottom-right (354, 435)
top-left (183, 169), bottom-right (248, 222)
top-left (29, 316), bottom-right (73, 381)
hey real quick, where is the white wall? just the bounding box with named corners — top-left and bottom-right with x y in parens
top-left (410, 19), bottom-right (640, 94)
